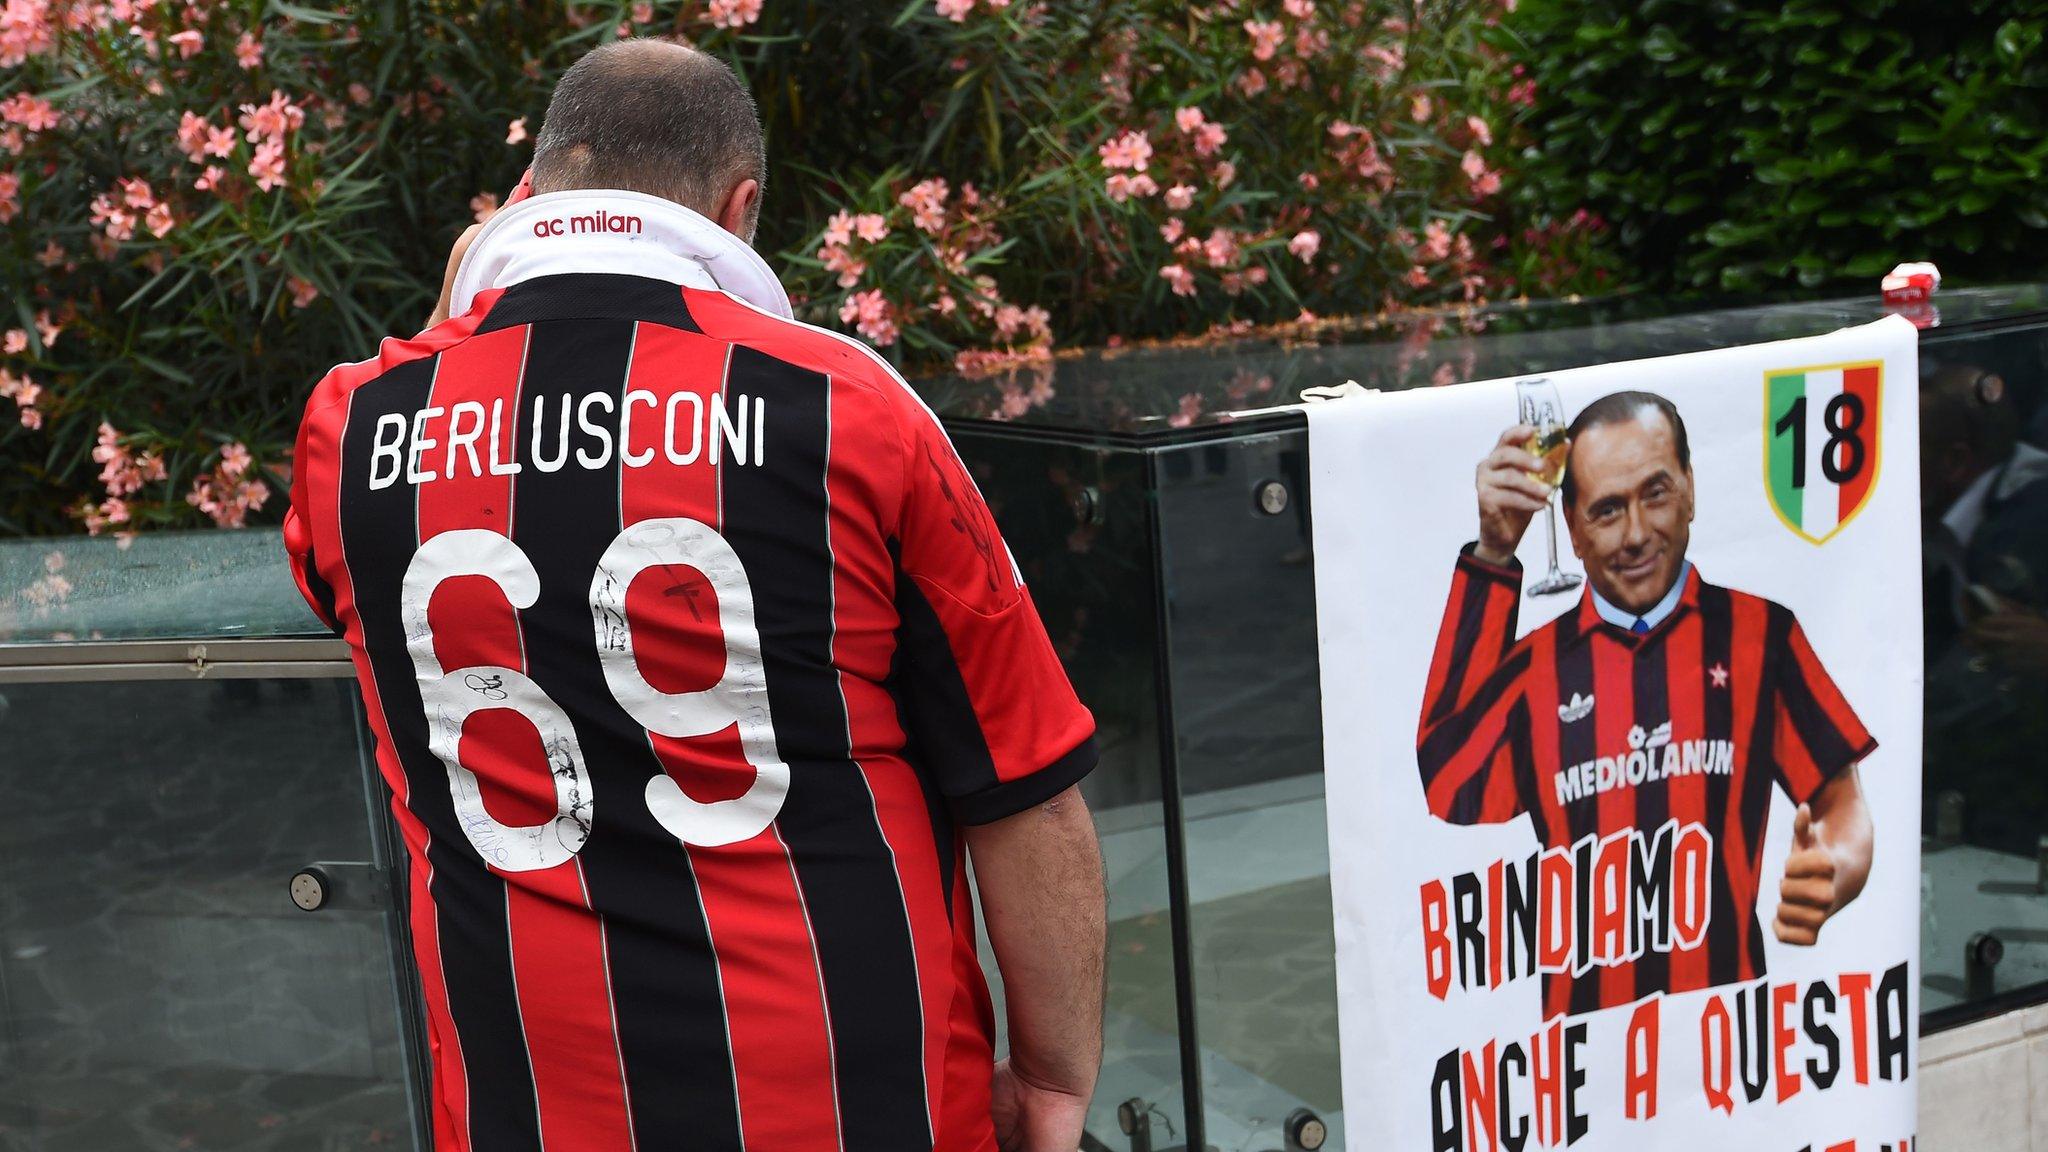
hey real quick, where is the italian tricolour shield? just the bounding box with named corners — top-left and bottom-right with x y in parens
top-left (1765, 360), bottom-right (1883, 544)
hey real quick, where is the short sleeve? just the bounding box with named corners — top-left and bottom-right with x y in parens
top-left (887, 400), bottom-right (1097, 825)
top-left (1769, 614), bottom-right (1876, 804)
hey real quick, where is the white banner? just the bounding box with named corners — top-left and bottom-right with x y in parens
top-left (1309, 317), bottom-right (1922, 1151)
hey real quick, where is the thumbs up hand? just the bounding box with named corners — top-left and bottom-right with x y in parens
top-left (1773, 803), bottom-right (1839, 946)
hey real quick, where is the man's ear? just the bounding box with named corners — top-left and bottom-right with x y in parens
top-left (716, 178), bottom-right (760, 244)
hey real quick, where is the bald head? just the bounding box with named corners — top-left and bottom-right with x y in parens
top-left (531, 39), bottom-right (766, 236)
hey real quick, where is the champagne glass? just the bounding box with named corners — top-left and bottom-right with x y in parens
top-left (1516, 378), bottom-right (1582, 596)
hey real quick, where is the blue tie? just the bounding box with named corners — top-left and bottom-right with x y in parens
top-left (1630, 617), bottom-right (1651, 635)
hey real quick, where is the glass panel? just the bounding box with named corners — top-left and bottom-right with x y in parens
top-left (949, 431), bottom-right (1187, 1150)
top-left (0, 677), bottom-right (420, 1151)
top-left (913, 285), bottom-right (2048, 438)
top-left (1917, 317), bottom-right (2048, 1025)
top-left (0, 528), bottom-right (327, 645)
top-left (1152, 425), bottom-right (1341, 1150)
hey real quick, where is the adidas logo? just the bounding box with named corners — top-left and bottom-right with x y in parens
top-left (1559, 693), bottom-right (1594, 723)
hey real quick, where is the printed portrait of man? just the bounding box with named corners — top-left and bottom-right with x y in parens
top-left (1414, 389), bottom-right (1877, 1019)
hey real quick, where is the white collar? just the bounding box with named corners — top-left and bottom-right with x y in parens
top-left (1591, 560), bottom-right (1691, 632)
top-left (449, 188), bottom-right (792, 320)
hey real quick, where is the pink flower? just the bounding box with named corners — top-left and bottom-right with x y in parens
top-left (205, 124), bottom-right (236, 157)
top-left (220, 442), bottom-right (252, 478)
top-left (1213, 160), bottom-right (1236, 188)
top-left (34, 310), bottom-right (58, 348)
top-left (631, 1), bottom-right (654, 22)
top-left (167, 29), bottom-right (202, 58)
top-left (1175, 106), bottom-right (1205, 134)
top-left (1288, 229), bottom-right (1321, 263)
top-left (18, 407), bottom-right (39, 430)
top-left (1159, 218), bottom-right (1184, 244)
top-left (248, 140), bottom-right (287, 191)
top-left (120, 176), bottom-right (154, 210)
top-left (1191, 122), bottom-right (1227, 157)
top-left (177, 110), bottom-right (211, 162)
top-left (822, 210), bottom-right (854, 247)
top-left (2, 329), bottom-right (22, 354)
top-left (1159, 264), bottom-right (1196, 297)
top-left (470, 191), bottom-right (499, 222)
top-left (100, 498), bottom-right (130, 525)
top-left (1097, 129), bottom-right (1153, 172)
top-left (1168, 394), bottom-right (1201, 428)
top-left (0, 169), bottom-right (17, 223)
top-left (1411, 93), bottom-right (1432, 122)
top-left (706, 0), bottom-right (763, 27)
top-left (1284, 0), bottom-right (1315, 17)
top-left (288, 277), bottom-right (319, 308)
top-left (36, 240), bottom-right (62, 267)
top-left (1103, 173), bottom-right (1158, 203)
top-left (347, 83), bottom-right (373, 105)
top-left (1243, 19), bottom-right (1283, 61)
top-left (235, 30), bottom-right (263, 69)
top-left (838, 289), bottom-right (897, 346)
top-left (195, 164), bottom-right (226, 191)
top-left (820, 244), bottom-right (865, 287)
top-left (1363, 43), bottom-right (1404, 78)
top-left (506, 117), bottom-right (528, 145)
top-left (853, 212), bottom-right (889, 242)
top-left (1423, 220), bottom-right (1452, 261)
top-left (936, 0), bottom-right (974, 19)
top-left (89, 192), bottom-right (136, 241)
top-left (144, 201), bottom-right (174, 238)
top-left (1294, 26), bottom-right (1329, 58)
top-left (0, 93), bottom-right (58, 133)
top-left (1466, 115), bottom-right (1492, 147)
top-left (1201, 227), bottom-right (1239, 268)
top-left (1237, 68), bottom-right (1268, 97)
top-left (237, 90), bottom-right (304, 144)
top-left (1164, 184), bottom-right (1195, 211)
top-left (1406, 264), bottom-right (1431, 288)
top-left (898, 177), bottom-right (949, 234)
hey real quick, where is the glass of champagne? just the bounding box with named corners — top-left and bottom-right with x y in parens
top-left (1516, 377), bottom-right (1582, 596)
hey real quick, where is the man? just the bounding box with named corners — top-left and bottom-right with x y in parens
top-left (1416, 390), bottom-right (1876, 1019)
top-left (282, 40), bottom-right (1105, 1152)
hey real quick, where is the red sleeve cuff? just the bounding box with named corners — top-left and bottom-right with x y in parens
top-left (1457, 541), bottom-right (1524, 584)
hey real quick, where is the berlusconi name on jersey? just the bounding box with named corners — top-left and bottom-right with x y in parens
top-left (365, 390), bottom-right (766, 490)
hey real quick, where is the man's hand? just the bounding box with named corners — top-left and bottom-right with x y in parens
top-left (1474, 423), bottom-right (1555, 567)
top-left (991, 1058), bottom-right (1090, 1152)
top-left (1772, 769), bottom-right (1873, 946)
top-left (425, 222), bottom-right (485, 330)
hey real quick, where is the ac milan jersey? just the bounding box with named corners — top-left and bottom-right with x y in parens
top-left (1416, 548), bottom-right (1874, 1019)
top-left (282, 272), bottom-right (1097, 1152)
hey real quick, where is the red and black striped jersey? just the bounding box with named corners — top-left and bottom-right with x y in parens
top-left (1416, 547), bottom-right (1874, 1019)
top-left (282, 271), bottom-right (1097, 1152)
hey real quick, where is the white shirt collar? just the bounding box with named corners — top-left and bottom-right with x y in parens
top-left (1591, 560), bottom-right (1691, 632)
top-left (447, 188), bottom-right (792, 320)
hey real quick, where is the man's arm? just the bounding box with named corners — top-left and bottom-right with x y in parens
top-left (967, 785), bottom-right (1105, 1152)
top-left (1773, 766), bottom-right (1874, 945)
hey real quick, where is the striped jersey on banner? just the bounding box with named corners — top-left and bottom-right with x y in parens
top-left (1415, 548), bottom-right (1875, 1019)
top-left (1766, 362), bottom-right (1882, 544)
top-left (282, 272), bottom-right (1098, 1152)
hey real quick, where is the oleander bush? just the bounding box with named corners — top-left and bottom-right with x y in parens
top-left (1500, 0), bottom-right (2048, 294)
top-left (0, 0), bottom-right (1604, 536)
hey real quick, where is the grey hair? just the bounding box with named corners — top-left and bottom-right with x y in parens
top-left (530, 39), bottom-right (766, 226)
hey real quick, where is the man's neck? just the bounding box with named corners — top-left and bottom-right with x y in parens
top-left (1589, 560), bottom-right (1691, 631)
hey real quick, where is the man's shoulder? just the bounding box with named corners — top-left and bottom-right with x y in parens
top-left (1695, 573), bottom-right (1801, 631)
top-left (303, 291), bottom-right (504, 419)
top-left (681, 287), bottom-right (925, 416)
